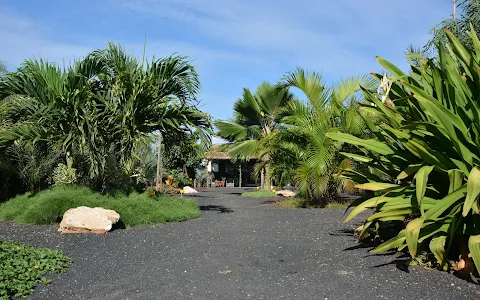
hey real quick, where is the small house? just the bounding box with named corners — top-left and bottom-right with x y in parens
top-left (205, 145), bottom-right (259, 187)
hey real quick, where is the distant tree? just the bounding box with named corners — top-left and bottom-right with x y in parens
top-left (162, 130), bottom-right (205, 177)
top-left (0, 61), bottom-right (6, 74)
top-left (426, 0), bottom-right (480, 53)
top-left (215, 82), bottom-right (294, 189)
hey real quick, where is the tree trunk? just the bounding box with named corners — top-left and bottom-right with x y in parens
top-left (156, 133), bottom-right (163, 191)
top-left (260, 168), bottom-right (265, 189)
top-left (264, 163), bottom-right (271, 190)
top-left (239, 163), bottom-right (242, 188)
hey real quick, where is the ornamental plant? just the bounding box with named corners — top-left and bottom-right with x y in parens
top-left (0, 241), bottom-right (71, 299)
top-left (327, 26), bottom-right (480, 274)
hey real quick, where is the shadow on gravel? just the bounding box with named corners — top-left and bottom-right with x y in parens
top-left (111, 219), bottom-right (126, 231)
top-left (327, 229), bottom-right (354, 237)
top-left (226, 192), bottom-right (242, 196)
top-left (200, 205), bottom-right (234, 213)
top-left (372, 257), bottom-right (410, 273)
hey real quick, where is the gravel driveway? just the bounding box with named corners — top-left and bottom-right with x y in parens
top-left (1, 188), bottom-right (479, 299)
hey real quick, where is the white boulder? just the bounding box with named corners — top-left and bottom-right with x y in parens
top-left (58, 206), bottom-right (120, 234)
top-left (183, 186), bottom-right (199, 194)
top-left (276, 190), bottom-right (296, 197)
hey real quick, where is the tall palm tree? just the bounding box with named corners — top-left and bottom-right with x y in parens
top-left (215, 82), bottom-right (294, 188)
top-left (0, 43), bottom-right (212, 191)
top-left (275, 68), bottom-right (377, 201)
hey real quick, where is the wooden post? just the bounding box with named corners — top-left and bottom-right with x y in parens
top-left (156, 132), bottom-right (163, 191)
top-left (238, 162), bottom-right (242, 188)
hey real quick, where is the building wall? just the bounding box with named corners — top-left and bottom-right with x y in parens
top-left (208, 159), bottom-right (259, 187)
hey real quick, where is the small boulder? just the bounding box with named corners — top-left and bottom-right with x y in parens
top-left (276, 190), bottom-right (296, 197)
top-left (59, 206), bottom-right (120, 234)
top-left (183, 186), bottom-right (199, 194)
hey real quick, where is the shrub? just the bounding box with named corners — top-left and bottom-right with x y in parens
top-left (0, 241), bottom-right (71, 299)
top-left (51, 163), bottom-right (77, 186)
top-left (327, 27), bottom-right (480, 274)
top-left (0, 186), bottom-right (200, 227)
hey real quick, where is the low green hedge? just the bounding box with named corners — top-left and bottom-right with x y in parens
top-left (0, 186), bottom-right (200, 227)
top-left (241, 190), bottom-right (276, 198)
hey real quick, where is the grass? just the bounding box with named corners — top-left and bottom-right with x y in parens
top-left (0, 186), bottom-right (200, 227)
top-left (0, 241), bottom-right (71, 299)
top-left (241, 190), bottom-right (276, 198)
top-left (276, 198), bottom-right (352, 209)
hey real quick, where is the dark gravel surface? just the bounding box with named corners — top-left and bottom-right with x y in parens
top-left (1, 188), bottom-right (479, 300)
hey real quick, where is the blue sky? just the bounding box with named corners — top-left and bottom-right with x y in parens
top-left (1, 0), bottom-right (452, 124)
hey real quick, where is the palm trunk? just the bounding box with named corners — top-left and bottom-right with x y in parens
top-left (156, 133), bottom-right (163, 191)
top-left (264, 163), bottom-right (271, 190)
top-left (260, 168), bottom-right (265, 189)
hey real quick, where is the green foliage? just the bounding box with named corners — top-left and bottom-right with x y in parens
top-left (273, 69), bottom-right (377, 201)
top-left (276, 197), bottom-right (351, 209)
top-left (328, 27), bottom-right (480, 273)
top-left (0, 61), bottom-right (6, 75)
top-left (5, 141), bottom-right (58, 192)
top-left (0, 241), bottom-right (71, 299)
top-left (426, 0), bottom-right (480, 53)
top-left (169, 169), bottom-right (192, 188)
top-left (241, 190), bottom-right (276, 198)
top-left (162, 131), bottom-right (205, 174)
top-left (0, 43), bottom-right (212, 194)
top-left (0, 186), bottom-right (200, 227)
top-left (51, 163), bottom-right (77, 185)
top-left (215, 82), bottom-right (294, 188)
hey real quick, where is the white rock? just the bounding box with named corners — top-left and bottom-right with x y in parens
top-left (58, 206), bottom-right (120, 234)
top-left (275, 190), bottom-right (296, 197)
top-left (183, 186), bottom-right (199, 194)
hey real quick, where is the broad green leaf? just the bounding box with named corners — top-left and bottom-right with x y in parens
top-left (405, 218), bottom-right (424, 257)
top-left (354, 182), bottom-right (399, 192)
top-left (367, 209), bottom-right (412, 222)
top-left (326, 132), bottom-right (394, 155)
top-left (415, 166), bottom-right (434, 207)
top-left (338, 152), bottom-right (373, 163)
top-left (429, 236), bottom-right (448, 270)
top-left (376, 57), bottom-right (406, 78)
top-left (448, 169), bottom-right (464, 194)
top-left (345, 196), bottom-right (409, 222)
top-left (468, 234), bottom-right (480, 274)
top-left (463, 167), bottom-right (480, 216)
top-left (397, 164), bottom-right (422, 180)
top-left (372, 230), bottom-right (406, 253)
top-left (425, 186), bottom-right (467, 220)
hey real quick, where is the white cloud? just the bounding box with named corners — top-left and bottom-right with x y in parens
top-left (118, 0), bottom-right (451, 76)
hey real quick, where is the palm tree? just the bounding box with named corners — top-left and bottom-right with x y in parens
top-left (0, 43), bottom-right (212, 191)
top-left (0, 61), bottom-right (6, 74)
top-left (275, 68), bottom-right (377, 201)
top-left (215, 82), bottom-right (294, 188)
top-left (426, 0), bottom-right (480, 52)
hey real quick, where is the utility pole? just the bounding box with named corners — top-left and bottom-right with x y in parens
top-left (453, 0), bottom-right (457, 21)
top-left (156, 132), bottom-right (163, 191)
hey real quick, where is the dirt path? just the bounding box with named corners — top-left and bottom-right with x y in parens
top-left (1, 188), bottom-right (479, 299)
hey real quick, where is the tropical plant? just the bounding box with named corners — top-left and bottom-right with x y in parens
top-left (274, 68), bottom-right (377, 201)
top-left (0, 241), bottom-right (71, 299)
top-left (327, 27), bottom-right (480, 274)
top-left (215, 82), bottom-right (294, 188)
top-left (0, 43), bottom-right (212, 193)
top-left (426, 0), bottom-right (480, 53)
top-left (162, 130), bottom-right (205, 177)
